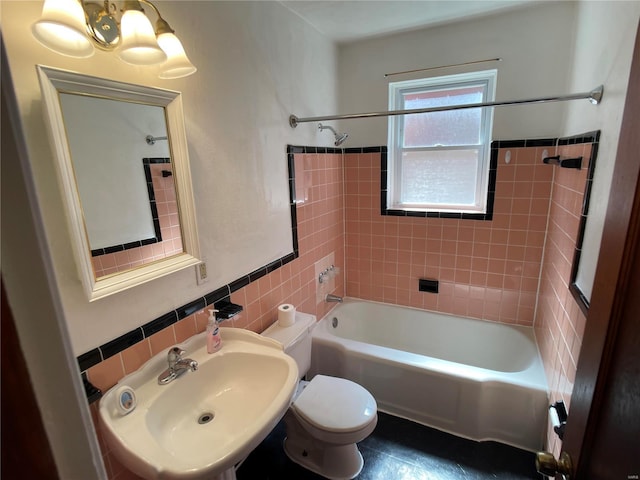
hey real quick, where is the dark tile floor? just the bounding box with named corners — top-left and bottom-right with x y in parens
top-left (237, 412), bottom-right (542, 479)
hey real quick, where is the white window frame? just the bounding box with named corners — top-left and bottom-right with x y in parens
top-left (387, 70), bottom-right (497, 215)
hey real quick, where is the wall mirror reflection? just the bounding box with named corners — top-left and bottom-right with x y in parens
top-left (37, 65), bottom-right (200, 301)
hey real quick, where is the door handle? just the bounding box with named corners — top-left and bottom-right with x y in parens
top-left (536, 451), bottom-right (572, 479)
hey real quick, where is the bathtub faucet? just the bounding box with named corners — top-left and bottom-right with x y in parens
top-left (325, 294), bottom-right (343, 303)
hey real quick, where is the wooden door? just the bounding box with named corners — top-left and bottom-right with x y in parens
top-left (559, 19), bottom-right (640, 479)
top-left (1, 283), bottom-right (60, 478)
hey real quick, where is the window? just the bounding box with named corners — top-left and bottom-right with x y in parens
top-left (386, 70), bottom-right (497, 217)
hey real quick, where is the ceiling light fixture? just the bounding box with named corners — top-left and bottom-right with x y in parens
top-left (31, 0), bottom-right (197, 79)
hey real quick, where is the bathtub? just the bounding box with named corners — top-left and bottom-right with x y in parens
top-left (309, 298), bottom-right (548, 451)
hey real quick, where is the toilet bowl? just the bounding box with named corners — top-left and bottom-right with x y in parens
top-left (262, 312), bottom-right (378, 479)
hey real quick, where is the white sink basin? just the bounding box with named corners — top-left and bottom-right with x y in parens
top-left (99, 327), bottom-right (298, 480)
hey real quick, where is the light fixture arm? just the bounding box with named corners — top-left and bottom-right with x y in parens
top-left (138, 0), bottom-right (175, 35)
top-left (122, 0), bottom-right (142, 12)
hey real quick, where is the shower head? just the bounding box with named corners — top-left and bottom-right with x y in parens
top-left (334, 132), bottom-right (349, 146)
top-left (318, 123), bottom-right (349, 147)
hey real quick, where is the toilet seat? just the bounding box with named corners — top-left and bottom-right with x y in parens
top-left (293, 375), bottom-right (377, 433)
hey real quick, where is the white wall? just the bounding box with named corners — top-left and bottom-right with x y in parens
top-left (336, 2), bottom-right (577, 146)
top-left (563, 2), bottom-right (640, 301)
top-left (1, 1), bottom-right (338, 354)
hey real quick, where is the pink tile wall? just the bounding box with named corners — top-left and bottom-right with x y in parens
top-left (87, 152), bottom-right (344, 479)
top-left (534, 143), bottom-right (592, 455)
top-left (344, 148), bottom-right (553, 326)
top-left (92, 164), bottom-right (183, 278)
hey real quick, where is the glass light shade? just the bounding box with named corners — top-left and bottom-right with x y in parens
top-left (157, 33), bottom-right (197, 79)
top-left (31, 0), bottom-right (95, 58)
top-left (118, 9), bottom-right (166, 65)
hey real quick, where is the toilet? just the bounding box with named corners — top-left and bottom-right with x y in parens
top-left (262, 311), bottom-right (377, 480)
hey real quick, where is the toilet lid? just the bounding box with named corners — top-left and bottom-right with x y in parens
top-left (293, 375), bottom-right (377, 433)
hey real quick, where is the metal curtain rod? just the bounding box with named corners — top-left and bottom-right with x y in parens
top-left (288, 85), bottom-right (604, 128)
top-left (384, 58), bottom-right (502, 78)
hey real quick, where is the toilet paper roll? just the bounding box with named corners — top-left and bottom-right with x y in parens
top-left (278, 304), bottom-right (296, 327)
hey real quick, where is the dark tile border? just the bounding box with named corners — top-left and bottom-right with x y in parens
top-left (90, 158), bottom-right (169, 257)
top-left (176, 297), bottom-right (207, 319)
top-left (101, 328), bottom-right (144, 360)
top-left (344, 146), bottom-right (389, 154)
top-left (142, 311), bottom-right (178, 337)
top-left (83, 373), bottom-right (102, 404)
top-left (78, 348), bottom-right (102, 372)
top-left (287, 145), bottom-right (343, 155)
top-left (379, 144), bottom-right (498, 221)
top-left (568, 131), bottom-right (601, 315)
top-left (204, 286), bottom-right (230, 306)
top-left (229, 276), bottom-right (251, 293)
top-left (493, 138), bottom-right (556, 148)
top-left (557, 130), bottom-right (600, 146)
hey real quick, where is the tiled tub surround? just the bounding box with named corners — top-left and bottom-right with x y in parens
top-left (535, 139), bottom-right (596, 457)
top-left (344, 142), bottom-right (555, 326)
top-left (82, 135), bottom-right (597, 479)
top-left (342, 136), bottom-right (597, 459)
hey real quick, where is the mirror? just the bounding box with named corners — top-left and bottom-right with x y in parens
top-left (37, 65), bottom-right (200, 301)
top-left (569, 132), bottom-right (601, 314)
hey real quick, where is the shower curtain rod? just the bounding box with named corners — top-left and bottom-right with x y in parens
top-left (383, 58), bottom-right (502, 78)
top-left (288, 85), bottom-right (604, 128)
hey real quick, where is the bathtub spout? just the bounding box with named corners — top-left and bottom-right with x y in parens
top-left (325, 294), bottom-right (343, 303)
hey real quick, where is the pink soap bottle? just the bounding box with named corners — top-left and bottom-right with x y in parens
top-left (206, 309), bottom-right (222, 353)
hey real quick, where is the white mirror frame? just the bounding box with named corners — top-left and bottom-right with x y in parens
top-left (37, 65), bottom-right (200, 301)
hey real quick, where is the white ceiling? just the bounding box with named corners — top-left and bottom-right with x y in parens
top-left (279, 0), bottom-right (538, 43)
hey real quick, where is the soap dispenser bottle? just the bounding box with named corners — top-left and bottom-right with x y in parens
top-left (206, 309), bottom-right (222, 354)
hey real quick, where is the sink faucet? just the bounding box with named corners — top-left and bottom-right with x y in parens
top-left (158, 347), bottom-right (198, 385)
top-left (325, 294), bottom-right (343, 303)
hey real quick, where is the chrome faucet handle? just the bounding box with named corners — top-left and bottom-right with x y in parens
top-left (167, 347), bottom-right (185, 368)
top-left (158, 347), bottom-right (197, 385)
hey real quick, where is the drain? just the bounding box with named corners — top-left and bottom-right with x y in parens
top-left (332, 317), bottom-right (338, 328)
top-left (198, 412), bottom-right (215, 424)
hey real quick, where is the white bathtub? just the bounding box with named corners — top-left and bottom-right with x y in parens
top-left (309, 298), bottom-right (548, 451)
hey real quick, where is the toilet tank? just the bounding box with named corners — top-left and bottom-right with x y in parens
top-left (261, 312), bottom-right (316, 378)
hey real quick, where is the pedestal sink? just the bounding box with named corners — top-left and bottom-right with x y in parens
top-left (99, 327), bottom-right (299, 480)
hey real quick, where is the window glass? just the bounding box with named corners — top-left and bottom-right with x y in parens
top-left (400, 149), bottom-right (479, 206)
top-left (403, 86), bottom-right (484, 147)
top-left (387, 70), bottom-right (496, 216)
